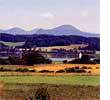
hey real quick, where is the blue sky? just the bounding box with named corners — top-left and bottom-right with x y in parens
top-left (0, 0), bottom-right (100, 33)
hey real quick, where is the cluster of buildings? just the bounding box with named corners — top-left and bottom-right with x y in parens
top-left (0, 44), bottom-right (100, 61)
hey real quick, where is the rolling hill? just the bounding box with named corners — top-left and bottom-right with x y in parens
top-left (0, 25), bottom-right (100, 37)
top-left (0, 33), bottom-right (100, 50)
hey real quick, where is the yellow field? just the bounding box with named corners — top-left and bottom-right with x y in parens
top-left (35, 44), bottom-right (88, 51)
top-left (31, 64), bottom-right (100, 74)
top-left (0, 64), bottom-right (100, 76)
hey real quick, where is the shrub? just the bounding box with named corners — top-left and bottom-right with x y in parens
top-left (75, 69), bottom-right (86, 73)
top-left (15, 68), bottom-right (29, 72)
top-left (94, 59), bottom-right (100, 64)
top-left (82, 66), bottom-right (87, 69)
top-left (0, 58), bottom-right (10, 65)
top-left (29, 69), bottom-right (36, 72)
top-left (64, 67), bottom-right (86, 73)
top-left (0, 67), bottom-right (13, 72)
top-left (74, 66), bottom-right (80, 69)
top-left (0, 67), bottom-right (5, 71)
top-left (88, 71), bottom-right (92, 73)
top-left (39, 70), bottom-right (54, 73)
top-left (22, 52), bottom-right (52, 66)
top-left (96, 67), bottom-right (99, 69)
top-left (35, 87), bottom-right (50, 100)
top-left (24, 87), bottom-right (50, 100)
top-left (88, 67), bottom-right (92, 69)
top-left (8, 56), bottom-right (21, 65)
top-left (56, 69), bottom-right (65, 73)
top-left (64, 67), bottom-right (75, 73)
top-left (63, 60), bottom-right (68, 64)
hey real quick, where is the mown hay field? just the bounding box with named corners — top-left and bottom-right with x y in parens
top-left (0, 64), bottom-right (100, 75)
top-left (32, 64), bottom-right (100, 74)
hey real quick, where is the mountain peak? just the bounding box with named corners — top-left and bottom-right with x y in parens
top-left (53, 25), bottom-right (80, 31)
top-left (7, 27), bottom-right (25, 31)
top-left (1, 27), bottom-right (27, 35)
top-left (0, 25), bottom-right (100, 37)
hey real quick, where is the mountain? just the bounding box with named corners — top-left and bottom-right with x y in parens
top-left (29, 28), bottom-right (40, 34)
top-left (34, 25), bottom-right (99, 37)
top-left (0, 25), bottom-right (100, 37)
top-left (0, 27), bottom-right (27, 35)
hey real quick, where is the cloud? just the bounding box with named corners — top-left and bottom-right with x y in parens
top-left (81, 11), bottom-right (89, 17)
top-left (40, 12), bottom-right (55, 20)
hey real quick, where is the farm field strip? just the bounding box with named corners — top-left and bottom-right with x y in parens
top-left (0, 64), bottom-right (100, 74)
top-left (0, 75), bottom-right (100, 86)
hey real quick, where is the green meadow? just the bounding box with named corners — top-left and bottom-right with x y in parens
top-left (0, 75), bottom-right (100, 100)
top-left (0, 75), bottom-right (100, 86)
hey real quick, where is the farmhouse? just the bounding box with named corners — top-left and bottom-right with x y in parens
top-left (0, 41), bottom-right (99, 60)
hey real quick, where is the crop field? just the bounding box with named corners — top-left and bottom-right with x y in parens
top-left (35, 44), bottom-right (88, 51)
top-left (0, 64), bottom-right (100, 100)
top-left (0, 64), bottom-right (100, 75)
top-left (0, 75), bottom-right (100, 86)
top-left (0, 41), bottom-right (25, 47)
top-left (0, 75), bottom-right (100, 100)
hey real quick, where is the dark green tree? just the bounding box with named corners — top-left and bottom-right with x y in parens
top-left (22, 52), bottom-right (52, 66)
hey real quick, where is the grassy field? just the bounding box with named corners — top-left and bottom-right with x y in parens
top-left (0, 75), bottom-right (100, 86)
top-left (0, 41), bottom-right (25, 47)
top-left (0, 83), bottom-right (100, 100)
top-left (0, 64), bottom-right (100, 100)
top-left (0, 75), bottom-right (100, 100)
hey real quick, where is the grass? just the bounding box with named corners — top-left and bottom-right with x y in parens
top-left (0, 83), bottom-right (100, 100)
top-left (0, 75), bottom-right (100, 100)
top-left (0, 65), bottom-right (100, 99)
top-left (0, 75), bottom-right (100, 86)
top-left (0, 41), bottom-right (25, 47)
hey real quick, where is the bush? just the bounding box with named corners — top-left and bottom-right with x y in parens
top-left (74, 66), bottom-right (80, 69)
top-left (35, 87), bottom-right (50, 100)
top-left (96, 67), bottom-right (99, 69)
top-left (29, 69), bottom-right (36, 72)
top-left (25, 87), bottom-right (50, 100)
top-left (68, 55), bottom-right (97, 64)
top-left (0, 67), bottom-right (13, 72)
top-left (56, 69), bottom-right (65, 73)
top-left (15, 68), bottom-right (29, 72)
top-left (82, 66), bottom-right (87, 69)
top-left (39, 70), bottom-right (54, 73)
top-left (64, 67), bottom-right (75, 73)
top-left (94, 59), bottom-right (100, 64)
top-left (88, 71), bottom-right (92, 73)
top-left (63, 60), bottom-right (68, 64)
top-left (0, 58), bottom-right (10, 65)
top-left (22, 52), bottom-right (52, 66)
top-left (75, 69), bottom-right (86, 73)
top-left (68, 59), bottom-right (80, 64)
top-left (88, 67), bottom-right (92, 69)
top-left (8, 56), bottom-right (22, 65)
top-left (64, 67), bottom-right (86, 73)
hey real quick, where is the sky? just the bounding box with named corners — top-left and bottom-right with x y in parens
top-left (0, 0), bottom-right (100, 33)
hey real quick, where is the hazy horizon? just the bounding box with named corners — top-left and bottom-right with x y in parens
top-left (0, 0), bottom-right (100, 33)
